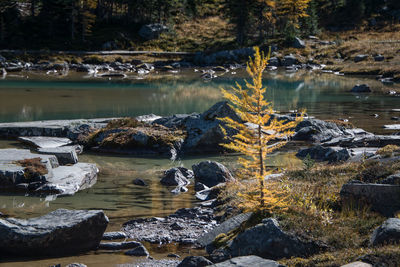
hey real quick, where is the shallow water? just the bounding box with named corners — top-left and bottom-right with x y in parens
top-left (0, 69), bottom-right (399, 266)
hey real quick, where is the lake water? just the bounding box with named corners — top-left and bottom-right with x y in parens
top-left (0, 69), bottom-right (399, 266)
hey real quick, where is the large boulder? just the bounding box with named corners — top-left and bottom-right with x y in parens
top-left (139, 24), bottom-right (168, 40)
top-left (296, 145), bottom-right (350, 163)
top-left (340, 182), bottom-right (400, 217)
top-left (370, 218), bottom-right (400, 246)
top-left (223, 218), bottom-right (323, 260)
top-left (192, 161), bottom-right (234, 187)
top-left (211, 256), bottom-right (283, 267)
top-left (0, 209), bottom-right (108, 257)
top-left (154, 101), bottom-right (241, 153)
top-left (160, 167), bottom-right (190, 186)
top-left (293, 118), bottom-right (346, 143)
top-left (282, 54), bottom-right (297, 66)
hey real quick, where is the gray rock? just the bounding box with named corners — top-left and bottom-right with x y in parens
top-left (296, 145), bottom-right (350, 163)
top-left (370, 218), bottom-right (400, 246)
top-left (0, 118), bottom-right (113, 140)
top-left (35, 163), bottom-right (98, 196)
top-left (340, 183), bottom-right (400, 216)
top-left (98, 241), bottom-right (142, 250)
top-left (171, 185), bottom-right (188, 194)
top-left (177, 256), bottom-right (213, 267)
top-left (211, 256), bottom-right (283, 267)
top-left (102, 231), bottom-right (127, 240)
top-left (282, 54), bottom-right (297, 66)
top-left (354, 55), bottom-right (368, 62)
top-left (351, 84), bottom-right (371, 93)
top-left (37, 146), bottom-right (79, 165)
top-left (167, 253), bottom-right (180, 258)
top-left (133, 178), bottom-right (148, 186)
top-left (192, 161), bottom-right (234, 187)
top-left (224, 218), bottom-right (323, 260)
top-left (268, 57), bottom-right (280, 67)
top-left (66, 264), bottom-right (87, 267)
top-left (293, 37), bottom-right (306, 48)
top-left (374, 55), bottom-right (384, 62)
top-left (124, 244), bottom-right (149, 257)
top-left (18, 136), bottom-right (73, 148)
top-left (0, 209), bottom-right (108, 257)
top-left (195, 183), bottom-right (225, 201)
top-left (139, 24), bottom-right (168, 40)
top-left (197, 212), bottom-right (252, 252)
top-left (195, 182), bottom-right (209, 192)
top-left (177, 167), bottom-right (194, 179)
top-left (341, 261), bottom-right (372, 267)
top-left (161, 168), bottom-right (190, 186)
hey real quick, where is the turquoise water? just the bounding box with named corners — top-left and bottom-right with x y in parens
top-left (0, 70), bottom-right (399, 133)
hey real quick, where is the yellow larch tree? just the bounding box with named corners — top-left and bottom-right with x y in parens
top-left (278, 0), bottom-right (311, 28)
top-left (219, 47), bottom-right (304, 212)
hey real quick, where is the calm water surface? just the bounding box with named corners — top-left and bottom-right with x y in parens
top-left (0, 69), bottom-right (399, 266)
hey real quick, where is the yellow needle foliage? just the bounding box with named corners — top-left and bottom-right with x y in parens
top-left (219, 46), bottom-right (304, 212)
top-left (278, 0), bottom-right (311, 28)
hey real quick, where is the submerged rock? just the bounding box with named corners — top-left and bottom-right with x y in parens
top-left (351, 84), bottom-right (371, 93)
top-left (0, 209), bottom-right (108, 257)
top-left (370, 218), bottom-right (400, 246)
top-left (132, 178), bottom-right (148, 186)
top-left (192, 161), bottom-right (234, 187)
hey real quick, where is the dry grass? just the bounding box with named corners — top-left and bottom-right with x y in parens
top-left (15, 157), bottom-right (48, 180)
top-left (376, 145), bottom-right (400, 158)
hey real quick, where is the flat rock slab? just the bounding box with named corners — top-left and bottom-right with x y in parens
top-left (340, 183), bottom-right (400, 216)
top-left (38, 146), bottom-right (78, 165)
top-left (0, 118), bottom-right (117, 139)
top-left (123, 207), bottom-right (218, 245)
top-left (211, 256), bottom-right (283, 267)
top-left (37, 163), bottom-right (98, 196)
top-left (0, 209), bottom-right (108, 257)
top-left (98, 241), bottom-right (142, 250)
top-left (384, 124), bottom-right (400, 130)
top-left (0, 148), bottom-right (58, 186)
top-left (341, 262), bottom-right (372, 267)
top-left (18, 136), bottom-right (73, 148)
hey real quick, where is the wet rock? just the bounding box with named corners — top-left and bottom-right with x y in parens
top-left (212, 256), bottom-right (283, 267)
top-left (98, 241), bottom-right (142, 250)
top-left (340, 182), bottom-right (400, 216)
top-left (351, 84), bottom-right (371, 93)
top-left (354, 55), bottom-right (368, 62)
top-left (268, 57), bottom-right (280, 67)
top-left (293, 37), bottom-right (306, 48)
top-left (177, 167), bottom-right (194, 179)
top-left (18, 136), bottom-right (73, 148)
top-left (123, 206), bottom-right (217, 244)
top-left (177, 256), bottom-right (213, 267)
top-left (125, 244), bottom-right (149, 257)
top-left (139, 24), bottom-right (168, 40)
top-left (223, 218), bottom-right (324, 260)
top-left (37, 146), bottom-right (79, 165)
top-left (197, 212), bottom-right (252, 253)
top-left (0, 209), bottom-right (108, 257)
top-left (161, 168), bottom-right (190, 186)
top-left (102, 231), bottom-right (127, 240)
top-left (192, 161), bottom-right (234, 188)
top-left (133, 178), bottom-right (148, 186)
top-left (296, 145), bottom-right (350, 163)
top-left (370, 218), bottom-right (400, 246)
top-left (171, 185), bottom-right (188, 194)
